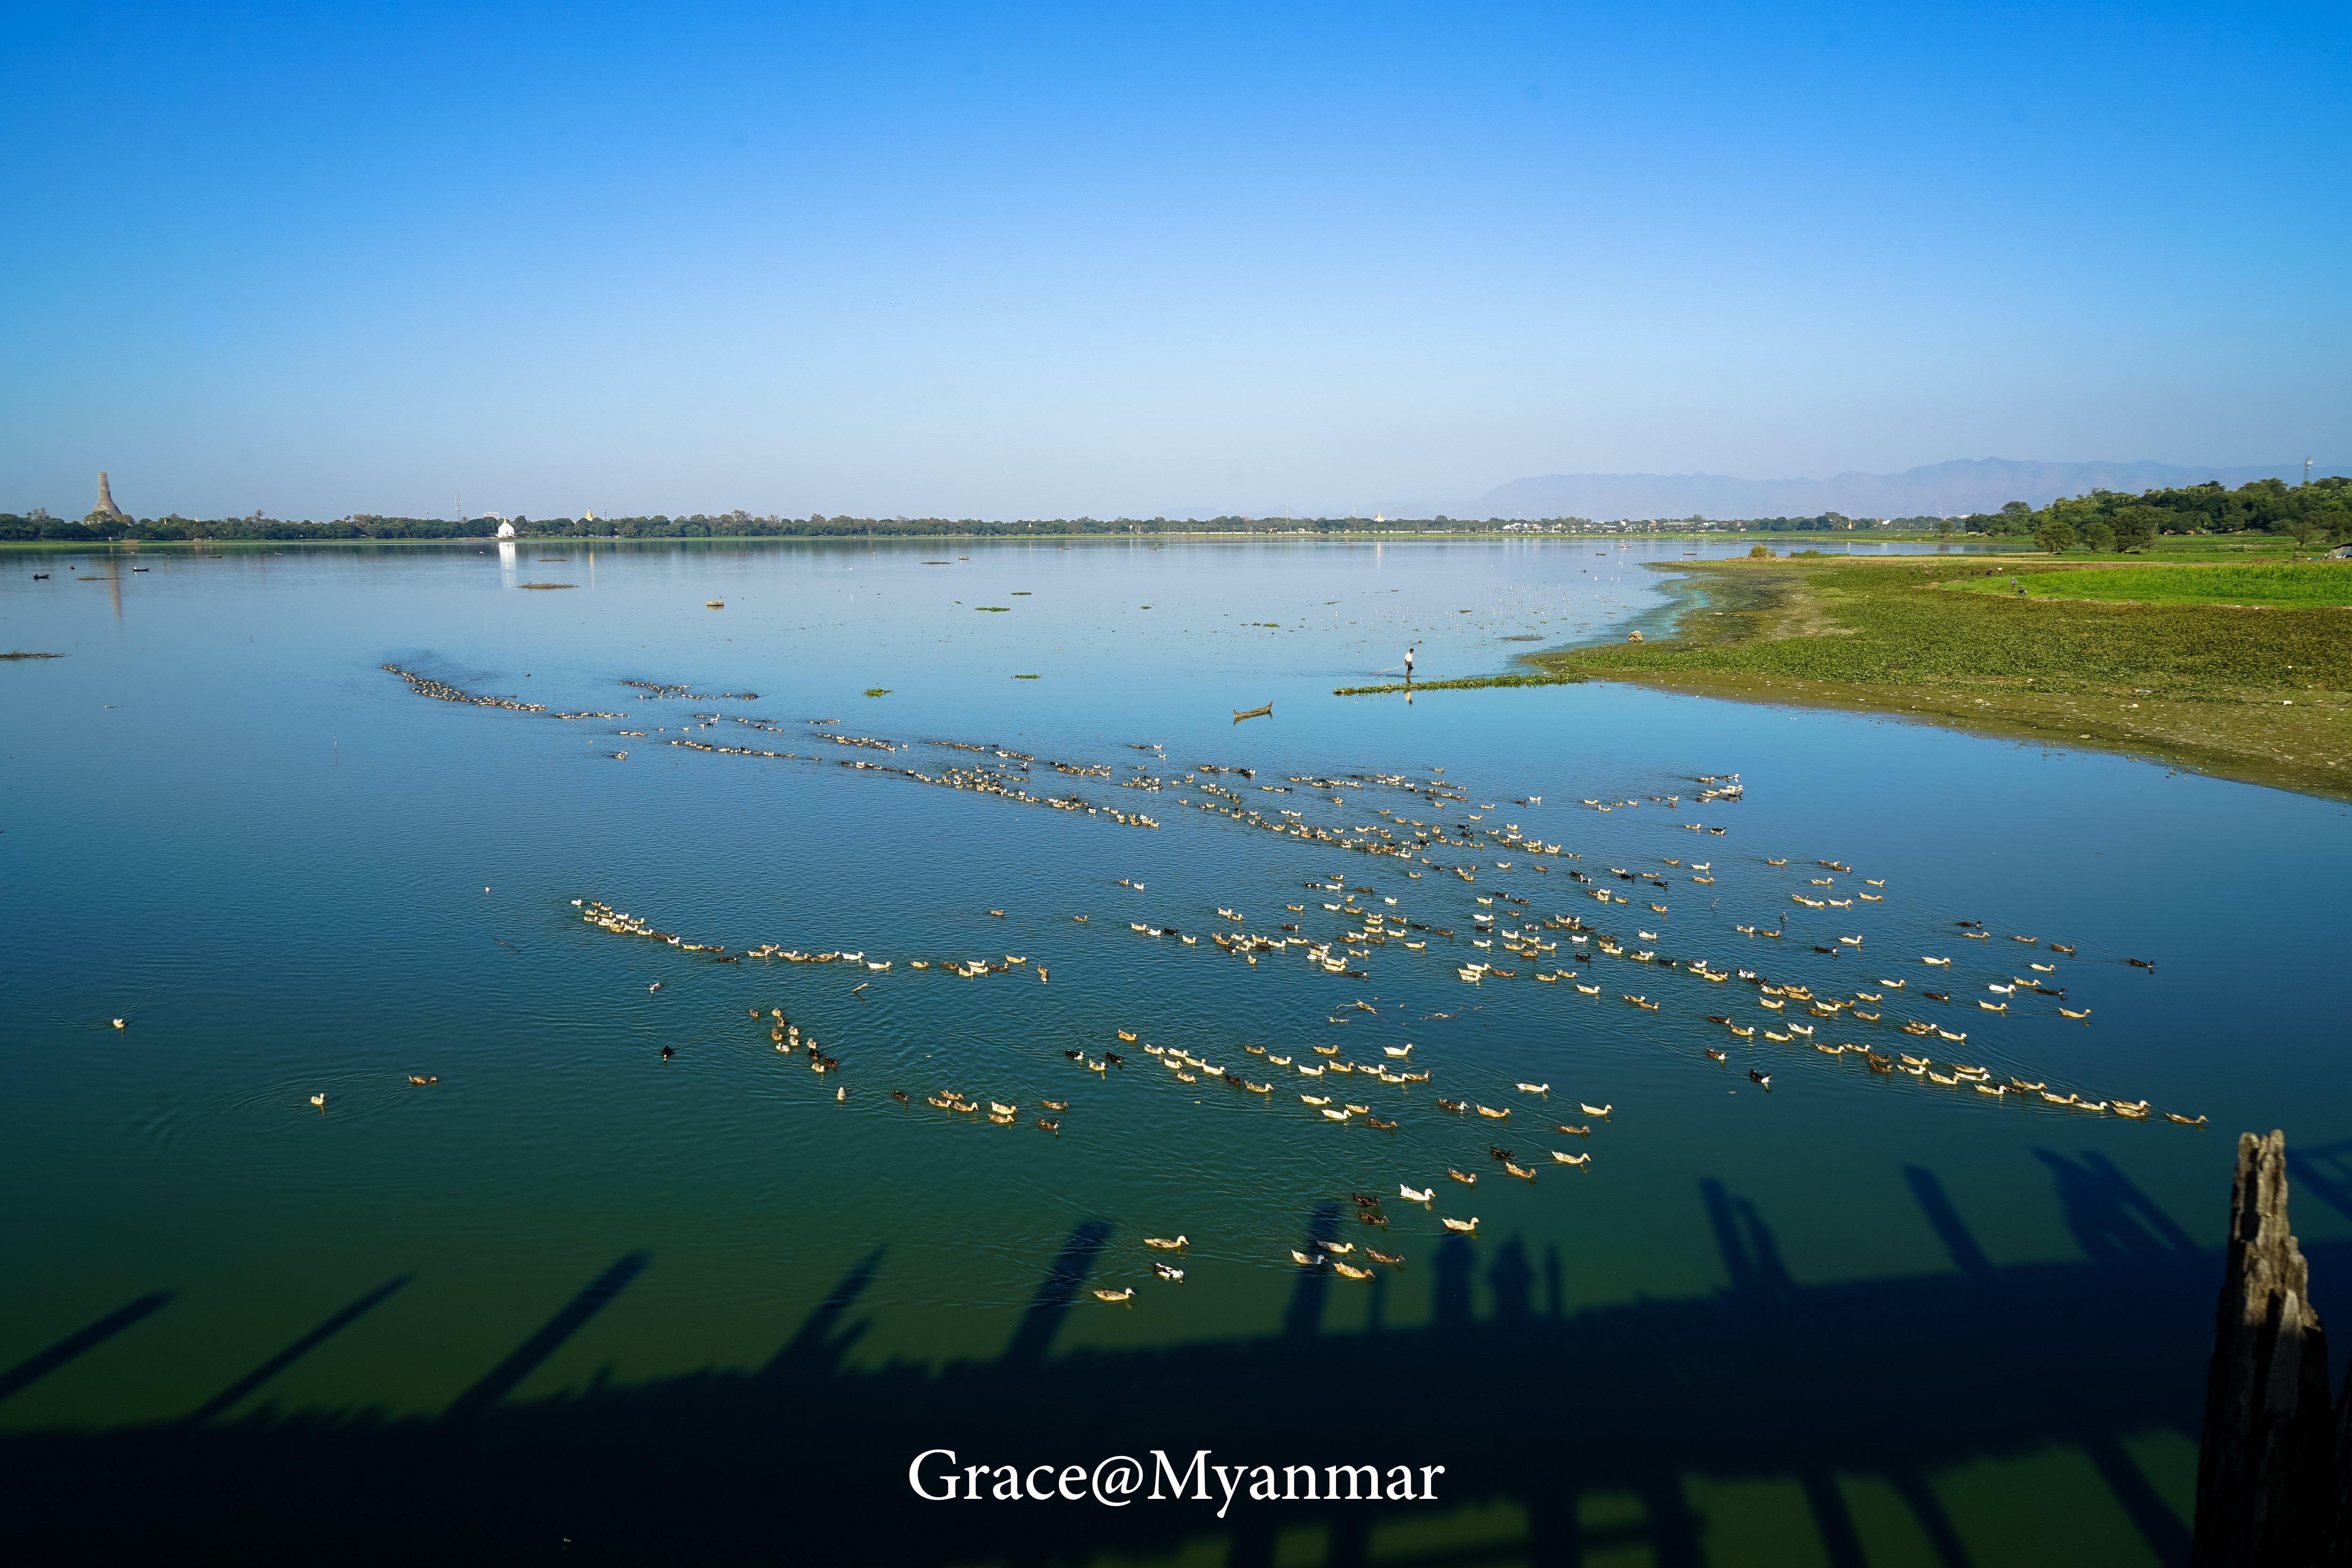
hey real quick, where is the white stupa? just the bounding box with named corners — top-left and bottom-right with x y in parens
top-left (495, 520), bottom-right (516, 539)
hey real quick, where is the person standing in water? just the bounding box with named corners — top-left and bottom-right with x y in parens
top-left (1405, 645), bottom-right (1415, 684)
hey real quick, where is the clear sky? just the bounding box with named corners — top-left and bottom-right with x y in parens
top-left (4, 1), bottom-right (2344, 521)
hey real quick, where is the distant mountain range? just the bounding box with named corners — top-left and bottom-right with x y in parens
top-left (1435, 457), bottom-right (2344, 522)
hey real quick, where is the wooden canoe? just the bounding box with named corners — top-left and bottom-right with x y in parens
top-left (1232, 702), bottom-right (1272, 722)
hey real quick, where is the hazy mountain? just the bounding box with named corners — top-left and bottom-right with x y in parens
top-left (1450, 457), bottom-right (2343, 521)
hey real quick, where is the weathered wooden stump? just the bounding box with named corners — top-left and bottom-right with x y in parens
top-left (2191, 1130), bottom-right (2343, 1566)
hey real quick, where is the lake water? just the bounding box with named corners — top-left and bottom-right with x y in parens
top-left (3, 536), bottom-right (2345, 1563)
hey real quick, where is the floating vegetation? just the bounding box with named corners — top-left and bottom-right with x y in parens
top-left (516, 582), bottom-right (576, 589)
top-left (977, 605), bottom-right (1011, 612)
top-left (2, 650), bottom-right (65, 661)
top-left (1014, 673), bottom-right (1041, 679)
top-left (864, 688), bottom-right (892, 697)
top-left (1332, 674), bottom-right (1589, 696)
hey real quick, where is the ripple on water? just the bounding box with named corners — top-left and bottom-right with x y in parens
top-left (127, 1067), bottom-right (442, 1166)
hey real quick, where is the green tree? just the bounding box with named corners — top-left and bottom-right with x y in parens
top-left (2080, 519), bottom-right (2116, 552)
top-left (2111, 507), bottom-right (2161, 552)
top-left (2034, 517), bottom-right (2076, 555)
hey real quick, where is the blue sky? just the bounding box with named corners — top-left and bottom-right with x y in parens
top-left (4, 1), bottom-right (2344, 520)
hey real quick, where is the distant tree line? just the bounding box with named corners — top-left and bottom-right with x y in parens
top-left (0, 510), bottom-right (1605, 543)
top-left (2, 476), bottom-right (2343, 549)
top-left (1921, 477), bottom-right (2352, 554)
top-left (2021, 476), bottom-right (2350, 552)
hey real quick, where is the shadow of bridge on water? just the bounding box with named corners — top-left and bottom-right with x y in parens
top-left (4, 1147), bottom-right (2318, 1566)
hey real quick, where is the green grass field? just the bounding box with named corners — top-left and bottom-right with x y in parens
top-left (1528, 557), bottom-right (2352, 798)
top-left (1951, 562), bottom-right (2352, 606)
top-left (1544, 559), bottom-right (2352, 692)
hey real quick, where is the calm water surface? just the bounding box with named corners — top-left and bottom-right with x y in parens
top-left (2, 537), bottom-right (2344, 1563)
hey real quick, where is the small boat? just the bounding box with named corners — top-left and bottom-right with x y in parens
top-left (1233, 702), bottom-right (1273, 722)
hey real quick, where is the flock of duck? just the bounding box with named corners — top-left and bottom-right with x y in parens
top-left (386, 664), bottom-right (2198, 1297)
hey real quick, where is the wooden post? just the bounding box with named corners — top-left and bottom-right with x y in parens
top-left (2330, 1373), bottom-right (2352, 1563)
top-left (2191, 1130), bottom-right (2336, 1567)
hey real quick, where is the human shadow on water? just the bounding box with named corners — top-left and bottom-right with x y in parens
top-left (0, 1158), bottom-right (2269, 1565)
